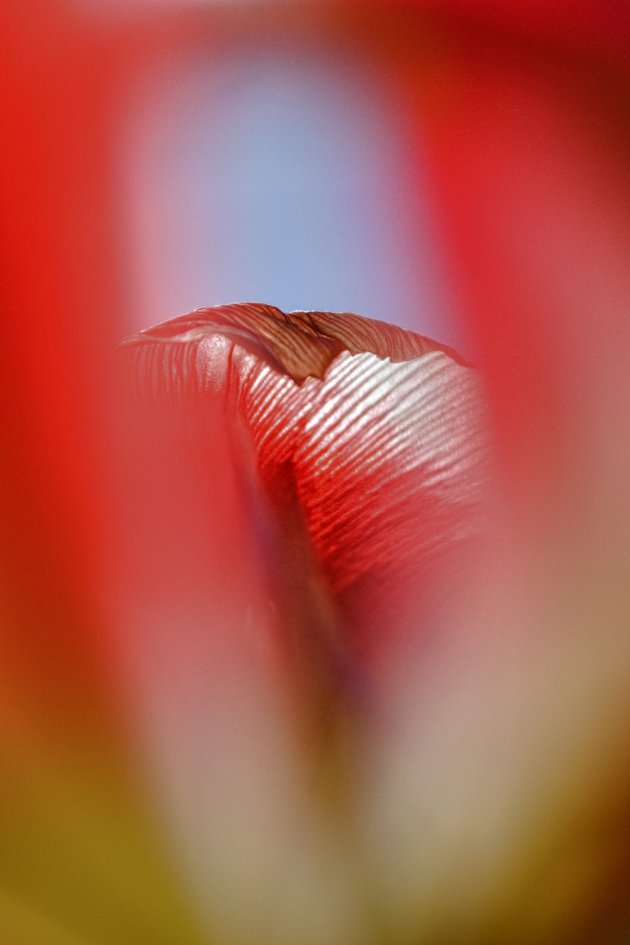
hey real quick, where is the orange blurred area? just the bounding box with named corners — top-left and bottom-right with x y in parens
top-left (2, 1), bottom-right (630, 943)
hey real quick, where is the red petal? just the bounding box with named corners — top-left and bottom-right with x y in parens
top-left (123, 304), bottom-right (488, 694)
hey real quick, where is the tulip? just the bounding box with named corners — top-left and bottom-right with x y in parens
top-left (112, 302), bottom-right (489, 943)
top-left (119, 302), bottom-right (487, 698)
top-left (3, 1), bottom-right (630, 944)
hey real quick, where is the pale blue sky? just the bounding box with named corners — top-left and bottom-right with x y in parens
top-left (120, 45), bottom-right (462, 347)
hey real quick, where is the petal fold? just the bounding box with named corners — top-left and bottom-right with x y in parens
top-left (122, 304), bottom-right (488, 684)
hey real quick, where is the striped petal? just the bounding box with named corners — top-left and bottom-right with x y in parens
top-left (122, 304), bottom-right (488, 698)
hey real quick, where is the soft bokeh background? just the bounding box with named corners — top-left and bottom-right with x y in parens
top-left (3, 1), bottom-right (630, 944)
top-left (119, 40), bottom-right (457, 342)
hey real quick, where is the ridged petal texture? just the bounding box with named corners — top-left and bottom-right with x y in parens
top-left (121, 303), bottom-right (487, 680)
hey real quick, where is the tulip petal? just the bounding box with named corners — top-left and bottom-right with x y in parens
top-left (122, 304), bottom-right (488, 696)
top-left (121, 302), bottom-right (467, 385)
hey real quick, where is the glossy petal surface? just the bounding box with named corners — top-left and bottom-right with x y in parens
top-left (122, 303), bottom-right (487, 691)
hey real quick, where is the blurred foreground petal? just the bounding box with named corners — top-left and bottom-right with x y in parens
top-left (372, 16), bottom-right (630, 943)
